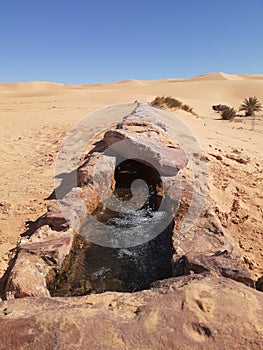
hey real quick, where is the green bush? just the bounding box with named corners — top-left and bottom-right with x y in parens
top-left (221, 107), bottom-right (236, 120)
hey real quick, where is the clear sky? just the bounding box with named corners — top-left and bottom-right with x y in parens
top-left (0, 0), bottom-right (262, 84)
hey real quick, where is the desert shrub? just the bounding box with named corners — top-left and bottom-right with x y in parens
top-left (151, 96), bottom-right (163, 107)
top-left (164, 96), bottom-right (182, 108)
top-left (151, 96), bottom-right (182, 109)
top-left (151, 96), bottom-right (199, 117)
top-left (181, 104), bottom-right (193, 113)
top-left (221, 107), bottom-right (236, 120)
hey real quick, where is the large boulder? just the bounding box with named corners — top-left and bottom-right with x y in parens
top-left (0, 276), bottom-right (262, 350)
top-left (212, 104), bottom-right (229, 113)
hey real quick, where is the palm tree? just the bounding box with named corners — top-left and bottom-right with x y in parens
top-left (239, 97), bottom-right (262, 117)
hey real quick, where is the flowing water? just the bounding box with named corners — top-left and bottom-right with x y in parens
top-left (47, 206), bottom-right (174, 296)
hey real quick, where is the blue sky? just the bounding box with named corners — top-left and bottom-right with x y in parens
top-left (0, 0), bottom-right (262, 83)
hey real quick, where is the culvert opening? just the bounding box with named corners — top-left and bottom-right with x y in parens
top-left (114, 159), bottom-right (163, 211)
top-left (47, 159), bottom-right (175, 297)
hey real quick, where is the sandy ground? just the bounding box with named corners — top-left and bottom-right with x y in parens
top-left (0, 72), bottom-right (262, 281)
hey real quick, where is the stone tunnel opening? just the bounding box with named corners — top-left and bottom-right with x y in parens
top-left (47, 158), bottom-right (174, 297)
top-left (113, 158), bottom-right (163, 211)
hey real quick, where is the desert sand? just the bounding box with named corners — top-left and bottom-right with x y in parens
top-left (0, 72), bottom-right (262, 281)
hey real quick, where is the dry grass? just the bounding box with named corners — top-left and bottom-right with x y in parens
top-left (151, 96), bottom-right (198, 116)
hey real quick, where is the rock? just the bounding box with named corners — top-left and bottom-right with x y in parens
top-left (4, 226), bottom-right (74, 299)
top-left (172, 204), bottom-right (254, 288)
top-left (174, 251), bottom-right (254, 288)
top-left (78, 153), bottom-right (116, 200)
top-left (79, 183), bottom-right (100, 214)
top-left (225, 154), bottom-right (250, 164)
top-left (47, 187), bottom-right (90, 231)
top-left (212, 104), bottom-right (229, 112)
top-left (173, 207), bottom-right (241, 260)
top-left (20, 227), bottom-right (74, 268)
top-left (46, 201), bottom-right (69, 231)
top-left (0, 276), bottom-right (262, 349)
top-left (104, 129), bottom-right (187, 176)
top-left (117, 102), bottom-right (167, 131)
top-left (4, 251), bottom-right (50, 299)
top-left (60, 187), bottom-right (89, 229)
top-left (208, 153), bottom-right (223, 161)
top-left (256, 276), bottom-right (263, 292)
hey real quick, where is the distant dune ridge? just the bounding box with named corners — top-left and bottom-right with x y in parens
top-left (0, 72), bottom-right (262, 281)
top-left (1, 72), bottom-right (262, 112)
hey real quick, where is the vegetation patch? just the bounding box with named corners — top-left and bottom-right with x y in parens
top-left (151, 96), bottom-right (198, 116)
top-left (221, 107), bottom-right (237, 120)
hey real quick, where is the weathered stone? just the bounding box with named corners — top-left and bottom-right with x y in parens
top-left (4, 226), bottom-right (74, 299)
top-left (79, 183), bottom-right (100, 214)
top-left (104, 129), bottom-right (187, 176)
top-left (4, 251), bottom-right (50, 299)
top-left (78, 153), bottom-right (116, 198)
top-left (117, 102), bottom-right (167, 131)
top-left (61, 187), bottom-right (88, 229)
top-left (47, 187), bottom-right (90, 231)
top-left (0, 276), bottom-right (262, 350)
top-left (46, 201), bottom-right (69, 231)
top-left (174, 251), bottom-right (254, 288)
top-left (212, 104), bottom-right (229, 112)
top-left (20, 228), bottom-right (74, 267)
top-left (173, 208), bottom-right (241, 260)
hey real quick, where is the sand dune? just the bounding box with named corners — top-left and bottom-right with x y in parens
top-left (240, 74), bottom-right (263, 80)
top-left (188, 72), bottom-right (237, 81)
top-left (0, 72), bottom-right (262, 280)
top-left (188, 72), bottom-right (263, 81)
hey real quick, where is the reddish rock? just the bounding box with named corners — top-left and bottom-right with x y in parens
top-left (78, 153), bottom-right (116, 199)
top-left (20, 233), bottom-right (73, 268)
top-left (103, 129), bottom-right (188, 176)
top-left (174, 251), bottom-right (254, 288)
top-left (4, 251), bottom-right (50, 299)
top-left (173, 208), bottom-right (241, 260)
top-left (46, 201), bottom-right (69, 231)
top-left (0, 276), bottom-right (263, 349)
top-left (5, 226), bottom-right (74, 299)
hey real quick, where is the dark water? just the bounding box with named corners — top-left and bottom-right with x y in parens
top-left (47, 210), bottom-right (174, 296)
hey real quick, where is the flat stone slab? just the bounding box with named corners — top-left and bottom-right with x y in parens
top-left (0, 276), bottom-right (262, 350)
top-left (103, 129), bottom-right (188, 176)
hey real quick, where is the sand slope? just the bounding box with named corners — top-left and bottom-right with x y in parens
top-left (0, 73), bottom-right (262, 280)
